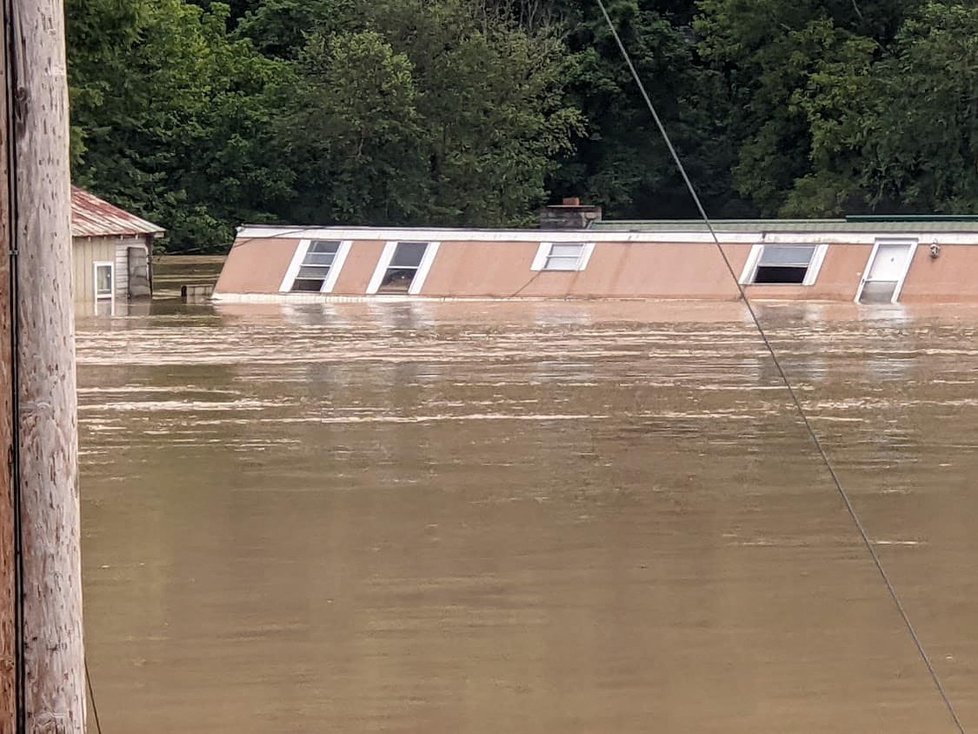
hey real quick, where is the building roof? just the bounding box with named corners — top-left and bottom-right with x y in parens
top-left (71, 186), bottom-right (165, 239)
top-left (591, 218), bottom-right (978, 234)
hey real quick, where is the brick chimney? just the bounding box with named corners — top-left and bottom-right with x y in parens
top-left (539, 197), bottom-right (603, 230)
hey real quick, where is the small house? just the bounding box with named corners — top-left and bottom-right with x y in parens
top-left (213, 205), bottom-right (978, 304)
top-left (71, 187), bottom-right (165, 304)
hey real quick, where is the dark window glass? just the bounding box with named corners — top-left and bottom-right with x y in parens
top-left (309, 241), bottom-right (340, 255)
top-left (390, 242), bottom-right (427, 267)
top-left (753, 266), bottom-right (808, 284)
top-left (750, 245), bottom-right (816, 284)
top-left (378, 269), bottom-right (417, 293)
top-left (292, 278), bottom-right (327, 292)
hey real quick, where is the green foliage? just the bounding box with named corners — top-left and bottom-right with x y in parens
top-left (860, 2), bottom-right (978, 211)
top-left (365, 0), bottom-right (584, 225)
top-left (68, 0), bottom-right (295, 251)
top-left (65, 0), bottom-right (978, 253)
top-left (281, 30), bottom-right (429, 223)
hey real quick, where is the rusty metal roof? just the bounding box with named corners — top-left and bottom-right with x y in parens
top-left (71, 186), bottom-right (165, 239)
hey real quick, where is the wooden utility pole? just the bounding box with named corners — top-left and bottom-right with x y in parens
top-left (0, 1), bottom-right (17, 730)
top-left (0, 0), bottom-right (86, 731)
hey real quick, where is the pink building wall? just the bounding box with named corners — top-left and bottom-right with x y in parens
top-left (902, 245), bottom-right (978, 302)
top-left (215, 238), bottom-right (299, 294)
top-left (332, 240), bottom-right (386, 295)
top-left (213, 231), bottom-right (978, 303)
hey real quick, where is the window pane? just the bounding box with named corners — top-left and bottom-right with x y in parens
top-left (753, 265), bottom-right (808, 284)
top-left (390, 242), bottom-right (427, 267)
top-left (309, 241), bottom-right (340, 254)
top-left (297, 265), bottom-right (330, 279)
top-left (549, 244), bottom-right (584, 258)
top-left (292, 278), bottom-right (325, 292)
top-left (378, 267), bottom-right (417, 293)
top-left (544, 256), bottom-right (580, 271)
top-left (758, 245), bottom-right (816, 267)
top-left (303, 252), bottom-right (336, 266)
top-left (96, 265), bottom-right (112, 295)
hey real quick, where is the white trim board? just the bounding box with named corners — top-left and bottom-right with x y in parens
top-left (237, 226), bottom-right (978, 246)
top-left (366, 241), bottom-right (399, 295)
top-left (278, 239), bottom-right (309, 292)
top-left (323, 241), bottom-right (352, 293)
top-left (409, 242), bottom-right (440, 295)
top-left (530, 241), bottom-right (550, 271)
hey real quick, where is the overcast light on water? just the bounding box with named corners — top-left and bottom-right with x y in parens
top-left (76, 294), bottom-right (978, 732)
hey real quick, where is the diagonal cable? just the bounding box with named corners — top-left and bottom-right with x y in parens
top-left (593, 1), bottom-right (964, 730)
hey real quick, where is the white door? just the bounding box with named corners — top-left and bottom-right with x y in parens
top-left (868, 244), bottom-right (912, 281)
top-left (857, 242), bottom-right (916, 303)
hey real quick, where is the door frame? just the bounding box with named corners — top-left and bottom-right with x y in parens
top-left (854, 239), bottom-right (917, 304)
top-left (127, 244), bottom-right (152, 299)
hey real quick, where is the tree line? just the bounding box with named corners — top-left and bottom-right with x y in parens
top-left (67, 0), bottom-right (978, 252)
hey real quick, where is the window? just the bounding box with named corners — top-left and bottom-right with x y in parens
top-left (531, 242), bottom-right (594, 272)
top-left (292, 240), bottom-right (340, 292)
top-left (94, 262), bottom-right (113, 300)
top-left (280, 239), bottom-right (352, 294)
top-left (545, 244), bottom-right (585, 270)
top-left (367, 241), bottom-right (440, 296)
top-left (741, 244), bottom-right (827, 285)
top-left (379, 242), bottom-right (427, 293)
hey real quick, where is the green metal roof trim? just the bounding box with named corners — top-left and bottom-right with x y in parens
top-left (845, 214), bottom-right (978, 222)
top-left (593, 218), bottom-right (978, 233)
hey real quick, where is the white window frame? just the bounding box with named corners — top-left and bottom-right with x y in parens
top-left (93, 260), bottom-right (114, 302)
top-left (279, 239), bottom-right (353, 294)
top-left (739, 243), bottom-right (829, 286)
top-left (366, 241), bottom-right (440, 295)
top-left (854, 239), bottom-right (918, 304)
top-left (530, 241), bottom-right (595, 272)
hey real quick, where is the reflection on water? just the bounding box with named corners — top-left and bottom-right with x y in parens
top-left (76, 297), bottom-right (978, 732)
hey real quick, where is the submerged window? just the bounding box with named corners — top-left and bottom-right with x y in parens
top-left (746, 245), bottom-right (822, 285)
top-left (378, 242), bottom-right (428, 293)
top-left (291, 240), bottom-right (341, 292)
top-left (544, 243), bottom-right (585, 271)
top-left (532, 242), bottom-right (594, 272)
top-left (94, 262), bottom-right (113, 300)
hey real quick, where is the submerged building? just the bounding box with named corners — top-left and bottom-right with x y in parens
top-left (214, 203), bottom-right (978, 304)
top-left (71, 187), bottom-right (165, 305)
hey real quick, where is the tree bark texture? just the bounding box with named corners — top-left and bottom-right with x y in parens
top-left (11, 0), bottom-right (85, 731)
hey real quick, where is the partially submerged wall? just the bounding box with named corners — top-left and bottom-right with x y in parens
top-left (214, 228), bottom-right (978, 303)
top-left (902, 245), bottom-right (978, 303)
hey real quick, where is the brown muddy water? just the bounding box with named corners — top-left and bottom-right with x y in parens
top-left (76, 289), bottom-right (978, 732)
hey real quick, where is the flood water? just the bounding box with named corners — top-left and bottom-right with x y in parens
top-left (76, 291), bottom-right (978, 732)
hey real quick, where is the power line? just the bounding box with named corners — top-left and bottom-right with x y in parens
top-left (592, 1), bottom-right (965, 731)
top-left (86, 659), bottom-right (104, 734)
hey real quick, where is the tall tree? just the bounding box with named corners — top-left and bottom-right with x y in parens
top-left (68, 0), bottom-right (294, 250)
top-left (552, 1), bottom-right (743, 218)
top-left (369, 0), bottom-right (583, 225)
top-left (281, 30), bottom-right (429, 224)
